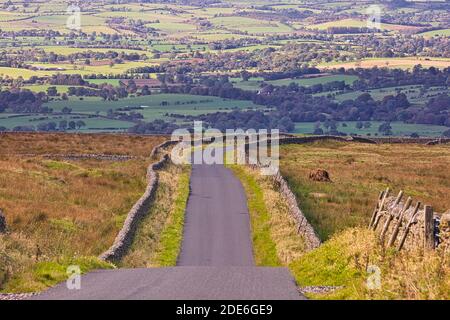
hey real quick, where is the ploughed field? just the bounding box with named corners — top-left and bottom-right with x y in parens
top-left (0, 133), bottom-right (165, 292)
top-left (280, 141), bottom-right (450, 240)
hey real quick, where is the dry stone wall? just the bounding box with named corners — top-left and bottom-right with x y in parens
top-left (272, 171), bottom-right (322, 251)
top-left (99, 143), bottom-right (173, 263)
top-left (9, 153), bottom-right (138, 161)
top-left (248, 164), bottom-right (321, 251)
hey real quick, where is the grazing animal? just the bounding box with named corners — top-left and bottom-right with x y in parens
top-left (309, 169), bottom-right (332, 183)
top-left (0, 209), bottom-right (6, 233)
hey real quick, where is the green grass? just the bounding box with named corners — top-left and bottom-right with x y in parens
top-left (36, 46), bottom-right (148, 56)
top-left (289, 228), bottom-right (377, 299)
top-left (268, 75), bottom-right (358, 87)
top-left (229, 165), bottom-right (280, 266)
top-left (118, 164), bottom-right (190, 268)
top-left (147, 22), bottom-right (197, 33)
top-left (42, 160), bottom-right (80, 171)
top-left (45, 94), bottom-right (263, 120)
top-left (0, 114), bottom-right (134, 132)
top-left (211, 16), bottom-right (292, 34)
top-left (3, 256), bottom-right (113, 293)
top-left (419, 28), bottom-right (450, 37)
top-left (306, 18), bottom-right (418, 32)
top-left (1, 94), bottom-right (264, 132)
top-left (294, 121), bottom-right (449, 137)
top-left (332, 85), bottom-right (448, 105)
top-left (289, 227), bottom-right (449, 300)
top-left (154, 167), bottom-right (191, 266)
top-left (20, 85), bottom-right (82, 94)
top-left (231, 75), bottom-right (358, 91)
top-left (85, 79), bottom-right (123, 86)
top-left (27, 60), bottom-right (154, 77)
top-left (0, 67), bottom-right (49, 79)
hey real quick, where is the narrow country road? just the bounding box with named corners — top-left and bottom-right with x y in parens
top-left (32, 158), bottom-right (304, 300)
top-left (177, 163), bottom-right (254, 266)
top-left (31, 267), bottom-right (301, 300)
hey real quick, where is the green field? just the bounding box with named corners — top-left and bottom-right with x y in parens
top-left (268, 75), bottom-right (358, 87)
top-left (0, 114), bottom-right (134, 132)
top-left (231, 75), bottom-right (359, 91)
top-left (36, 46), bottom-right (148, 56)
top-left (45, 94), bottom-right (262, 116)
top-left (305, 17), bottom-right (421, 32)
top-left (211, 16), bottom-right (293, 34)
top-left (0, 93), bottom-right (264, 132)
top-left (85, 79), bottom-right (123, 86)
top-left (331, 85), bottom-right (448, 105)
top-left (294, 121), bottom-right (448, 137)
top-left (419, 28), bottom-right (450, 37)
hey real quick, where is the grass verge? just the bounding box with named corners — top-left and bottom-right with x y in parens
top-left (154, 166), bottom-right (191, 266)
top-left (229, 165), bottom-right (280, 266)
top-left (289, 227), bottom-right (449, 300)
top-left (229, 165), bottom-right (307, 266)
top-left (119, 164), bottom-right (191, 268)
top-left (0, 250), bottom-right (113, 293)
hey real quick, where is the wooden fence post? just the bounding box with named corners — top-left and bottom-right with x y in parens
top-left (424, 205), bottom-right (435, 251)
top-left (387, 197), bottom-right (412, 247)
top-left (372, 188), bottom-right (390, 230)
top-left (398, 202), bottom-right (421, 251)
top-left (369, 190), bottom-right (384, 228)
top-left (380, 190), bottom-right (404, 242)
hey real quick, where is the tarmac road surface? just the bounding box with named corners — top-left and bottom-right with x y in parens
top-left (177, 163), bottom-right (254, 266)
top-left (32, 267), bottom-right (303, 300)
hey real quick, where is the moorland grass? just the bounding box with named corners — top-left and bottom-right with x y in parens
top-left (280, 142), bottom-right (450, 240)
top-left (0, 133), bottom-right (166, 156)
top-left (229, 156), bottom-right (449, 300)
top-left (0, 134), bottom-right (164, 292)
top-left (289, 227), bottom-right (449, 300)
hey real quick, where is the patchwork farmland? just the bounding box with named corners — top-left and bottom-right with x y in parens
top-left (0, 0), bottom-right (449, 303)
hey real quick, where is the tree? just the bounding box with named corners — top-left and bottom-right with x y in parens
top-left (141, 85), bottom-right (151, 96)
top-left (363, 121), bottom-right (372, 129)
top-left (240, 70), bottom-right (251, 82)
top-left (59, 120), bottom-right (67, 131)
top-left (47, 86), bottom-right (58, 96)
top-left (61, 107), bottom-right (72, 114)
top-left (68, 121), bottom-right (76, 130)
top-left (442, 129), bottom-right (450, 138)
top-left (313, 127), bottom-right (324, 135)
top-left (378, 122), bottom-right (393, 136)
top-left (75, 120), bottom-right (86, 129)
